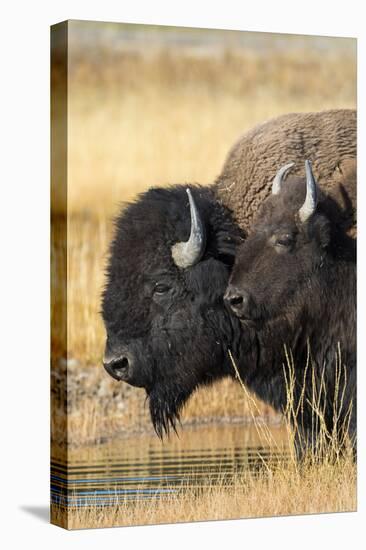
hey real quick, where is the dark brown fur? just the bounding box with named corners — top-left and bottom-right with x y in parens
top-left (227, 173), bottom-right (356, 457)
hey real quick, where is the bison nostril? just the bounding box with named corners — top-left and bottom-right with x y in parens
top-left (112, 357), bottom-right (129, 373)
top-left (118, 357), bottom-right (129, 370)
top-left (225, 287), bottom-right (253, 318)
top-left (104, 355), bottom-right (131, 381)
top-left (224, 287), bottom-right (244, 308)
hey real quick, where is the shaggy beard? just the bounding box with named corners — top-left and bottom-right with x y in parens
top-left (148, 383), bottom-right (195, 439)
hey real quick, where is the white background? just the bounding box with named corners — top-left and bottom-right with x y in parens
top-left (0, 1), bottom-right (364, 548)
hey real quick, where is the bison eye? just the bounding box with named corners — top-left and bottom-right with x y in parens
top-left (275, 234), bottom-right (294, 247)
top-left (154, 283), bottom-right (171, 295)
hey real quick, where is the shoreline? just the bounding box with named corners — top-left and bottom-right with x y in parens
top-left (51, 359), bottom-right (282, 447)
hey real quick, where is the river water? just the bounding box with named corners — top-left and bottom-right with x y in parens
top-left (51, 423), bottom-right (289, 508)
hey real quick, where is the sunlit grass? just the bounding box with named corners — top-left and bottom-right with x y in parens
top-left (53, 345), bottom-right (357, 529)
top-left (54, 48), bottom-right (357, 216)
top-left (52, 348), bottom-right (357, 529)
top-left (51, 446), bottom-right (356, 529)
top-left (51, 354), bottom-right (357, 529)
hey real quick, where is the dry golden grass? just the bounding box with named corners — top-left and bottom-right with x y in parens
top-left (51, 44), bottom-right (356, 437)
top-left (51, 375), bottom-right (280, 447)
top-left (67, 215), bottom-right (110, 362)
top-left (62, 49), bottom-right (356, 216)
top-left (51, 457), bottom-right (356, 529)
top-left (52, 345), bottom-right (356, 530)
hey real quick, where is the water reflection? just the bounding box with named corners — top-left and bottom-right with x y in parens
top-left (51, 424), bottom-right (289, 507)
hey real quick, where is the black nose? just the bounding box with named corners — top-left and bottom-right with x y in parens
top-left (224, 286), bottom-right (251, 318)
top-left (103, 353), bottom-right (132, 381)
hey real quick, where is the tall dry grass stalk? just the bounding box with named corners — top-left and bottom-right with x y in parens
top-left (229, 343), bottom-right (355, 466)
top-left (228, 349), bottom-right (280, 453)
top-left (282, 342), bottom-right (355, 464)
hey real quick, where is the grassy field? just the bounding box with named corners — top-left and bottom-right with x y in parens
top-left (51, 456), bottom-right (356, 529)
top-left (64, 48), bottom-right (356, 216)
top-left (51, 349), bottom-right (356, 530)
top-left (51, 353), bottom-right (356, 530)
top-left (51, 37), bottom-right (356, 442)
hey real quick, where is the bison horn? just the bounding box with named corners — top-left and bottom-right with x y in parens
top-left (171, 188), bottom-right (206, 269)
top-left (272, 162), bottom-right (295, 195)
top-left (299, 160), bottom-right (318, 222)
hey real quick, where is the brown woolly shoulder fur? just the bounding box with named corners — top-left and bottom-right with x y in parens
top-left (215, 109), bottom-right (356, 236)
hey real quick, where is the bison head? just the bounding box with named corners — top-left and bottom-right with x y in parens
top-left (102, 185), bottom-right (243, 437)
top-left (225, 161), bottom-right (331, 323)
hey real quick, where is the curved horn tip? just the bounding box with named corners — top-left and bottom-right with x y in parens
top-left (305, 159), bottom-right (312, 170)
top-left (272, 162), bottom-right (295, 195)
top-left (299, 160), bottom-right (318, 222)
top-left (171, 188), bottom-right (206, 269)
top-left (186, 188), bottom-right (194, 207)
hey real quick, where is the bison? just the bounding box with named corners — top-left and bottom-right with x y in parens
top-left (102, 185), bottom-right (243, 437)
top-left (225, 160), bottom-right (356, 457)
top-left (102, 110), bottom-right (356, 442)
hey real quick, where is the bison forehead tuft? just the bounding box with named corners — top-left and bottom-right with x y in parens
top-left (254, 176), bottom-right (322, 231)
top-left (109, 186), bottom-right (217, 272)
